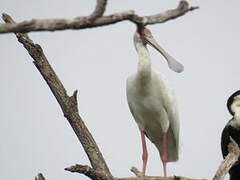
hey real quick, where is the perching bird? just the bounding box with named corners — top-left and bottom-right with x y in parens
top-left (126, 26), bottom-right (183, 178)
top-left (221, 90), bottom-right (240, 180)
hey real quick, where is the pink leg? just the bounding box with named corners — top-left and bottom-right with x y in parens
top-left (161, 132), bottom-right (168, 177)
top-left (140, 130), bottom-right (148, 179)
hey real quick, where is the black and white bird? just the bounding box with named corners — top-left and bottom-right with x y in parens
top-left (221, 90), bottom-right (240, 180)
top-left (126, 26), bottom-right (183, 178)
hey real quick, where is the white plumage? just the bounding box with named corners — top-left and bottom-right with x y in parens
top-left (127, 72), bottom-right (179, 161)
top-left (126, 26), bottom-right (183, 177)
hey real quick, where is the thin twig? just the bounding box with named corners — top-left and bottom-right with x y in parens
top-left (65, 164), bottom-right (110, 180)
top-left (0, 1), bottom-right (198, 34)
top-left (2, 13), bottom-right (113, 180)
top-left (212, 137), bottom-right (240, 180)
top-left (88, 0), bottom-right (108, 21)
top-left (35, 173), bottom-right (45, 180)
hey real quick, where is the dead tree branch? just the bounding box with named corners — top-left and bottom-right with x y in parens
top-left (2, 13), bottom-right (113, 180)
top-left (65, 164), bottom-right (111, 180)
top-left (88, 0), bottom-right (108, 21)
top-left (126, 167), bottom-right (207, 180)
top-left (35, 173), bottom-right (45, 180)
top-left (212, 137), bottom-right (240, 180)
top-left (113, 167), bottom-right (207, 180)
top-left (65, 165), bottom-right (207, 180)
top-left (0, 1), bottom-right (198, 34)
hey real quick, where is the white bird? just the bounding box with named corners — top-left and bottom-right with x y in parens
top-left (126, 26), bottom-right (183, 178)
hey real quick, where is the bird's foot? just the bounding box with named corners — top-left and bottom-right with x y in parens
top-left (140, 171), bottom-right (147, 180)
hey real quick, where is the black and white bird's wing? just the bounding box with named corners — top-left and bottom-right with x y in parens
top-left (221, 122), bottom-right (231, 158)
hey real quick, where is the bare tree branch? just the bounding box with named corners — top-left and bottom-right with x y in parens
top-left (2, 13), bottom-right (113, 179)
top-left (65, 164), bottom-right (110, 180)
top-left (0, 1), bottom-right (198, 34)
top-left (117, 176), bottom-right (206, 180)
top-left (116, 167), bottom-right (207, 180)
top-left (65, 165), bottom-right (207, 180)
top-left (35, 173), bottom-right (45, 180)
top-left (88, 0), bottom-right (108, 21)
top-left (212, 137), bottom-right (240, 180)
top-left (134, 1), bottom-right (198, 25)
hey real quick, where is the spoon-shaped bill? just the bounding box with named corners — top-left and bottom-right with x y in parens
top-left (142, 30), bottom-right (184, 73)
top-left (165, 54), bottom-right (184, 73)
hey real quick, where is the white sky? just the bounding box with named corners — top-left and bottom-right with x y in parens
top-left (1, 1), bottom-right (239, 180)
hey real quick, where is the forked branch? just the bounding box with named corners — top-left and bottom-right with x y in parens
top-left (0, 1), bottom-right (198, 34)
top-left (35, 173), bottom-right (45, 180)
top-left (88, 0), bottom-right (108, 21)
top-left (2, 13), bottom-right (113, 180)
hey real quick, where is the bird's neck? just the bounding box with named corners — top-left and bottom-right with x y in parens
top-left (234, 111), bottom-right (240, 122)
top-left (231, 110), bottom-right (240, 127)
top-left (136, 45), bottom-right (151, 83)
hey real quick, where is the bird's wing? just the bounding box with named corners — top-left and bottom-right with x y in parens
top-left (126, 75), bottom-right (139, 128)
top-left (127, 99), bottom-right (136, 121)
top-left (164, 95), bottom-right (180, 161)
top-left (159, 74), bottom-right (180, 149)
top-left (221, 119), bottom-right (233, 158)
top-left (153, 72), bottom-right (179, 161)
top-left (221, 124), bottom-right (230, 158)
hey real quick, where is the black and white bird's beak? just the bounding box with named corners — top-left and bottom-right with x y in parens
top-left (139, 27), bottom-right (184, 73)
